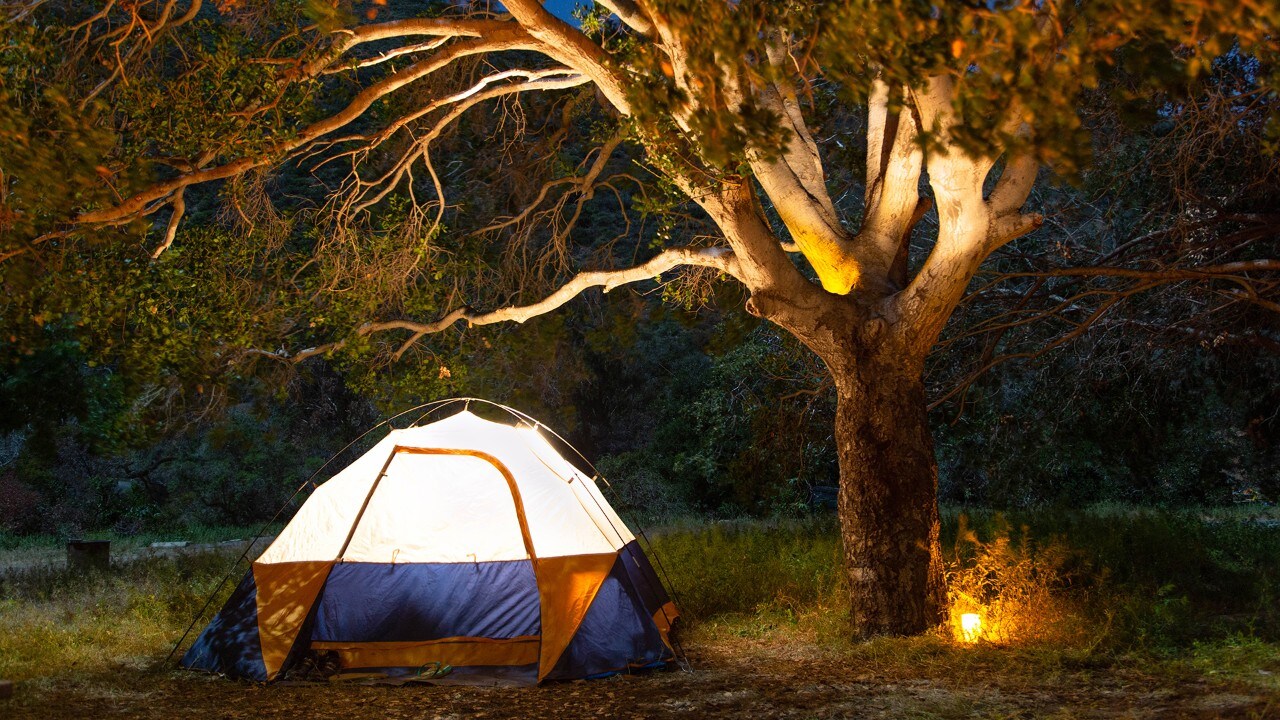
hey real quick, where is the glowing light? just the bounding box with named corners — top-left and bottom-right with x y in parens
top-left (960, 613), bottom-right (982, 643)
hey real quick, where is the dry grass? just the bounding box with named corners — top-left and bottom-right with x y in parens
top-left (0, 552), bottom-right (237, 682)
top-left (1, 509), bottom-right (1279, 718)
top-left (944, 514), bottom-right (1086, 646)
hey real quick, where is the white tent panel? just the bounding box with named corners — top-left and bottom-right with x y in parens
top-left (257, 411), bottom-right (634, 565)
top-left (341, 453), bottom-right (530, 563)
top-left (257, 433), bottom-right (395, 564)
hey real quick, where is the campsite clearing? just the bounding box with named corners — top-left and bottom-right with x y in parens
top-left (2, 631), bottom-right (1277, 719)
top-left (4, 510), bottom-right (1280, 718)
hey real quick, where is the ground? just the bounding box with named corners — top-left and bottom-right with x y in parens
top-left (4, 512), bottom-right (1280, 719)
top-left (4, 633), bottom-right (1278, 719)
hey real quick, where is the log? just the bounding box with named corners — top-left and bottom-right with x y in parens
top-left (67, 540), bottom-right (111, 573)
top-left (0, 679), bottom-right (13, 699)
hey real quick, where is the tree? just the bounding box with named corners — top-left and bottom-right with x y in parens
top-left (2, 0), bottom-right (1277, 636)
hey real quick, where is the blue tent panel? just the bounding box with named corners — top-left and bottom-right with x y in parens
top-left (180, 569), bottom-right (268, 681)
top-left (311, 559), bottom-right (541, 642)
top-left (617, 540), bottom-right (674, 620)
top-left (545, 553), bottom-right (672, 680)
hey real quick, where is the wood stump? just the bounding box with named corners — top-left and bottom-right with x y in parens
top-left (67, 540), bottom-right (111, 572)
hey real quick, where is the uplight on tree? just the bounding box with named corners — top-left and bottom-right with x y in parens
top-left (960, 613), bottom-right (982, 643)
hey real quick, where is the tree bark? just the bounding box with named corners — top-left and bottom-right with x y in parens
top-left (831, 340), bottom-right (946, 637)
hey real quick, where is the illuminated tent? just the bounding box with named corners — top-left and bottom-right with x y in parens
top-left (180, 409), bottom-right (678, 684)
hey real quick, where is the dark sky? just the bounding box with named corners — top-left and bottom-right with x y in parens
top-left (544, 0), bottom-right (583, 22)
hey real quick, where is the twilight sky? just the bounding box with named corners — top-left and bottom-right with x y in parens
top-left (494, 1), bottom-right (585, 23)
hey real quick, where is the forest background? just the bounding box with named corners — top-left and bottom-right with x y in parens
top-left (0, 0), bottom-right (1277, 540)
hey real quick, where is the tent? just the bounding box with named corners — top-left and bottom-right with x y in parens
top-left (180, 408), bottom-right (679, 684)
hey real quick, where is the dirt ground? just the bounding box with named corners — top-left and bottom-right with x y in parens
top-left (4, 636), bottom-right (1277, 720)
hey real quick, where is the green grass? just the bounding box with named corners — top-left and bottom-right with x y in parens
top-left (1, 507), bottom-right (1278, 694)
top-left (0, 551), bottom-right (243, 681)
top-left (648, 507), bottom-right (1280, 662)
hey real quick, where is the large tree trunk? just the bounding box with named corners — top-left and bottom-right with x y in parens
top-left (746, 279), bottom-right (947, 638)
top-left (832, 342), bottom-right (946, 637)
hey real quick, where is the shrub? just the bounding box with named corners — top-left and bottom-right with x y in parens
top-left (0, 470), bottom-right (41, 534)
top-left (944, 514), bottom-right (1081, 646)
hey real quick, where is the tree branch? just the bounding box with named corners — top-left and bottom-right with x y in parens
top-left (77, 29), bottom-right (538, 226)
top-left (306, 17), bottom-right (517, 74)
top-left (859, 79), bottom-right (924, 290)
top-left (595, 0), bottom-right (656, 37)
top-left (502, 0), bottom-right (631, 113)
top-left (743, 34), bottom-right (859, 295)
top-left (258, 245), bottom-right (740, 364)
top-left (150, 187), bottom-right (185, 259)
top-left (893, 75), bottom-right (1044, 353)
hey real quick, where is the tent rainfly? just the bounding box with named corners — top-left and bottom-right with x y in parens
top-left (181, 409), bottom-right (679, 684)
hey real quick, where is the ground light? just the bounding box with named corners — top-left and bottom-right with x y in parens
top-left (960, 613), bottom-right (982, 643)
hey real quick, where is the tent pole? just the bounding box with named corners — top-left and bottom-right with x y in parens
top-left (334, 448), bottom-right (400, 561)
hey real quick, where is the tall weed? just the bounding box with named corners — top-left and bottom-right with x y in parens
top-left (944, 514), bottom-right (1083, 645)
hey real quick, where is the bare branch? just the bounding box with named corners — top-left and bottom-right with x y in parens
top-left (150, 187), bottom-right (185, 259)
top-left (339, 71), bottom-right (591, 217)
top-left (76, 0), bottom-right (203, 110)
top-left (76, 29), bottom-right (538, 227)
top-left (259, 245), bottom-right (741, 364)
top-left (997, 259), bottom-right (1280, 281)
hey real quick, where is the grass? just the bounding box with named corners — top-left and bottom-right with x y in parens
top-left (0, 552), bottom-right (239, 681)
top-left (1, 506), bottom-right (1278, 717)
top-left (647, 506), bottom-right (1280, 686)
top-left (0, 523), bottom-right (282, 571)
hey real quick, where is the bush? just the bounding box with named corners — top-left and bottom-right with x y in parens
top-left (944, 514), bottom-right (1083, 646)
top-left (0, 470), bottom-right (41, 534)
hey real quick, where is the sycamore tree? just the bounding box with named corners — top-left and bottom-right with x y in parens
top-left (2, 0), bottom-right (1278, 636)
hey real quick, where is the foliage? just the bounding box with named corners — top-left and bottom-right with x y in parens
top-left (0, 361), bottom-right (380, 536)
top-left (570, 302), bottom-right (838, 518)
top-left (0, 21), bottom-right (120, 244)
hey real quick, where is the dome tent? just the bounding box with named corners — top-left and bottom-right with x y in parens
top-left (180, 407), bottom-right (679, 684)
